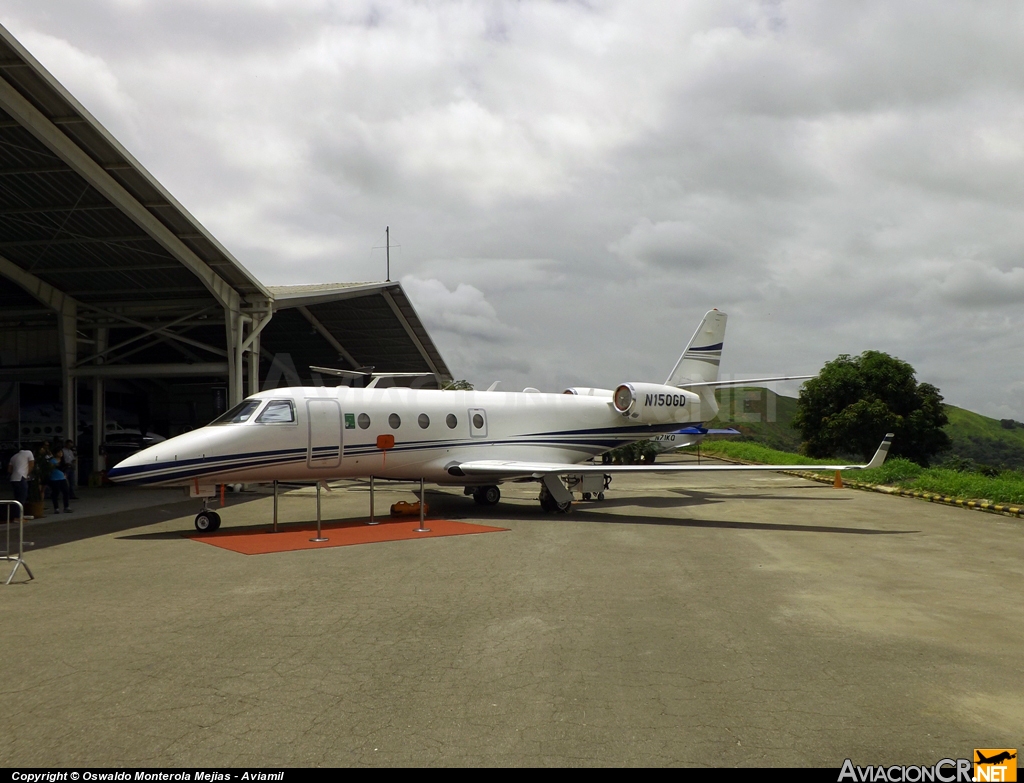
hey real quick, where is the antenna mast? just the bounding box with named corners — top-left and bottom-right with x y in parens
top-left (386, 226), bottom-right (390, 282)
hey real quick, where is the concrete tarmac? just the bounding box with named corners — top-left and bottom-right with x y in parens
top-left (1, 459), bottom-right (1022, 767)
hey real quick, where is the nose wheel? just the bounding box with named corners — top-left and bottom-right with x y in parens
top-left (194, 500), bottom-right (221, 532)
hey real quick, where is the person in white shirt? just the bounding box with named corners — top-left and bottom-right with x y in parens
top-left (63, 440), bottom-right (78, 499)
top-left (7, 448), bottom-right (35, 514)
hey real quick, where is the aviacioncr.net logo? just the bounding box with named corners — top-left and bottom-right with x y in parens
top-left (838, 758), bottom-right (973, 782)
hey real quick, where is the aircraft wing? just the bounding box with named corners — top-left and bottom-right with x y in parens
top-left (454, 433), bottom-right (893, 479)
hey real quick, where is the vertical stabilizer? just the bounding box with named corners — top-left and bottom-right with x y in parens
top-left (665, 310), bottom-right (727, 387)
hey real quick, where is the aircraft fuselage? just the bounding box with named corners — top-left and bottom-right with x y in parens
top-left (107, 385), bottom-right (705, 487)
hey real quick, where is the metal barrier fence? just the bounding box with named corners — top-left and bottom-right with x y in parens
top-left (1, 500), bottom-right (34, 584)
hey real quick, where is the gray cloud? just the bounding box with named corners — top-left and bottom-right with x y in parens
top-left (4, 0), bottom-right (1023, 417)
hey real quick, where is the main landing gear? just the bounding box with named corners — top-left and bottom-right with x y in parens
top-left (472, 485), bottom-right (501, 506)
top-left (538, 484), bottom-right (571, 514)
top-left (194, 499), bottom-right (221, 532)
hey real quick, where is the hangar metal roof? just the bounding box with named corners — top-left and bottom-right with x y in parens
top-left (267, 283), bottom-right (449, 377)
top-left (0, 22), bottom-right (450, 384)
top-left (0, 23), bottom-right (269, 313)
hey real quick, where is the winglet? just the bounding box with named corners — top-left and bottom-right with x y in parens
top-left (865, 433), bottom-right (895, 470)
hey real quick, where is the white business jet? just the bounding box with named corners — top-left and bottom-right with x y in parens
top-left (108, 310), bottom-right (893, 530)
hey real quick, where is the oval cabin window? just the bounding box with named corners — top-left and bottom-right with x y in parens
top-left (389, 413), bottom-right (401, 429)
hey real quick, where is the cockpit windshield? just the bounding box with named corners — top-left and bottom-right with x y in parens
top-left (210, 399), bottom-right (262, 425)
top-left (256, 400), bottom-right (296, 424)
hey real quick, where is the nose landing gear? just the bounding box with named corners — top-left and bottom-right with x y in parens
top-left (194, 499), bottom-right (221, 531)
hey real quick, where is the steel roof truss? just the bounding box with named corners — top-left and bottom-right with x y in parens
top-left (0, 250), bottom-right (78, 312)
top-left (380, 290), bottom-right (440, 375)
top-left (74, 303), bottom-right (225, 366)
top-left (297, 306), bottom-right (359, 369)
top-left (104, 331), bottom-right (205, 366)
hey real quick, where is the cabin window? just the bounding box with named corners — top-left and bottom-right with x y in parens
top-left (472, 413), bottom-right (484, 430)
top-left (446, 414), bottom-right (457, 429)
top-left (256, 400), bottom-right (296, 424)
top-left (389, 413), bottom-right (401, 429)
top-left (357, 413), bottom-right (371, 429)
top-left (418, 413), bottom-right (430, 429)
top-left (211, 400), bottom-right (261, 425)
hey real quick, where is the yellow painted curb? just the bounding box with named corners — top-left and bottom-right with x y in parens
top-left (782, 470), bottom-right (1023, 520)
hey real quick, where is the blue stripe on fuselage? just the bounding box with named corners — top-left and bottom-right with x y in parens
top-left (110, 421), bottom-right (696, 484)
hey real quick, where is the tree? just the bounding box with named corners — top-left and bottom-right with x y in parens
top-left (793, 351), bottom-right (950, 465)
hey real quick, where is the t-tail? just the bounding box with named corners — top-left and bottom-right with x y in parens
top-left (665, 309), bottom-right (728, 417)
top-left (663, 309), bottom-right (814, 421)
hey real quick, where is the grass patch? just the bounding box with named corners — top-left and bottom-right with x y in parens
top-left (688, 440), bottom-right (833, 466)
top-left (687, 441), bottom-right (1024, 506)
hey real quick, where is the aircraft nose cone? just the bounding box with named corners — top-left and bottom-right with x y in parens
top-left (106, 449), bottom-right (149, 483)
top-left (107, 438), bottom-right (171, 483)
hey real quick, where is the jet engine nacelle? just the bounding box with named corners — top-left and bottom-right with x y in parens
top-left (562, 387), bottom-right (614, 397)
top-left (612, 382), bottom-right (700, 423)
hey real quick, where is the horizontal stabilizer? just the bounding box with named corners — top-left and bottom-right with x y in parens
top-left (680, 375), bottom-right (813, 389)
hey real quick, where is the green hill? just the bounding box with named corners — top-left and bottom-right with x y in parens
top-left (942, 406), bottom-right (1024, 469)
top-left (705, 387), bottom-right (802, 452)
top-left (704, 388), bottom-right (1024, 469)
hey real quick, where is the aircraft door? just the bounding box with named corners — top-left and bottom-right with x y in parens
top-left (306, 399), bottom-right (342, 468)
top-left (468, 408), bottom-right (488, 438)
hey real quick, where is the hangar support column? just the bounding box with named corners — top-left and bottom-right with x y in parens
top-left (57, 297), bottom-right (77, 459)
top-left (225, 302), bottom-right (273, 405)
top-left (92, 327), bottom-right (107, 477)
top-left (0, 255), bottom-right (81, 458)
top-left (244, 304), bottom-right (272, 396)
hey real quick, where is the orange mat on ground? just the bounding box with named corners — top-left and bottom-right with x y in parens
top-left (184, 517), bottom-right (508, 555)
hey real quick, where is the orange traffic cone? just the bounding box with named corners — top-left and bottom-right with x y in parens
top-left (833, 470), bottom-right (844, 489)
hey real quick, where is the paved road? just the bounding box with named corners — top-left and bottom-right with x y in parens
top-left (1, 462), bottom-right (1021, 766)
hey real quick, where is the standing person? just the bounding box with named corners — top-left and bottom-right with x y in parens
top-left (63, 440), bottom-right (79, 499)
top-left (48, 449), bottom-right (72, 514)
top-left (7, 447), bottom-right (35, 519)
top-left (37, 441), bottom-right (52, 502)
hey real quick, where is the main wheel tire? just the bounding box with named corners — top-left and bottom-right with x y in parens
top-left (556, 500), bottom-right (572, 513)
top-left (539, 494), bottom-right (558, 513)
top-left (481, 485), bottom-right (500, 505)
top-left (208, 511), bottom-right (222, 531)
top-left (195, 511), bottom-right (215, 532)
top-left (472, 490), bottom-right (487, 505)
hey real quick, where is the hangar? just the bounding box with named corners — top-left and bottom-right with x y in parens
top-left (0, 24), bottom-right (450, 479)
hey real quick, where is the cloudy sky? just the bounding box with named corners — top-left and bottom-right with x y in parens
top-left (5, 1), bottom-right (1024, 419)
